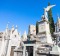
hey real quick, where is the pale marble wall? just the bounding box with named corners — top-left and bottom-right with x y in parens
top-left (14, 52), bottom-right (23, 56)
top-left (29, 25), bottom-right (36, 35)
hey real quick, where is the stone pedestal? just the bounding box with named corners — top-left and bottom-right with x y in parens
top-left (37, 20), bottom-right (53, 44)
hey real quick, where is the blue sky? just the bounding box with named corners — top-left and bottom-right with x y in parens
top-left (0, 0), bottom-right (60, 34)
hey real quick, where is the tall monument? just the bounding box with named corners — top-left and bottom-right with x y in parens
top-left (38, 5), bottom-right (56, 44)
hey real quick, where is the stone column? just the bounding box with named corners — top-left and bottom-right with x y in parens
top-left (33, 46), bottom-right (35, 56)
top-left (23, 46), bottom-right (26, 56)
top-left (26, 50), bottom-right (28, 56)
top-left (14, 52), bottom-right (17, 56)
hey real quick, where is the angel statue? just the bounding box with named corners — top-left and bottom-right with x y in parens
top-left (44, 5), bottom-right (56, 21)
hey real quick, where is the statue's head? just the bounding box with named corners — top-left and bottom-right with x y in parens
top-left (41, 14), bottom-right (45, 20)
